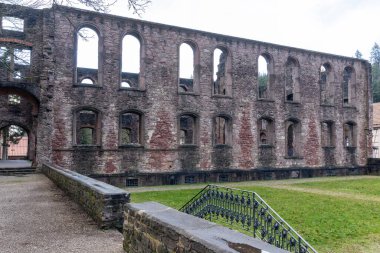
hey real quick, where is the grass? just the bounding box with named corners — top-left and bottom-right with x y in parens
top-left (131, 176), bottom-right (380, 253)
top-left (294, 178), bottom-right (380, 197)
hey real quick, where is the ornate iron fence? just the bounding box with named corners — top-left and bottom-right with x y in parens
top-left (179, 185), bottom-right (317, 253)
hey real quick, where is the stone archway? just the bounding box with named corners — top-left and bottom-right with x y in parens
top-left (1, 125), bottom-right (29, 160)
top-left (0, 89), bottom-right (39, 164)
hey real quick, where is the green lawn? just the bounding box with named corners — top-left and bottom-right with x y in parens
top-left (294, 178), bottom-right (380, 197)
top-left (131, 176), bottom-right (380, 253)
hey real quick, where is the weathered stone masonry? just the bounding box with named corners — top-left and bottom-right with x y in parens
top-left (0, 3), bottom-right (372, 186)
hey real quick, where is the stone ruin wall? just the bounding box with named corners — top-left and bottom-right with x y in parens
top-left (0, 4), bottom-right (372, 183)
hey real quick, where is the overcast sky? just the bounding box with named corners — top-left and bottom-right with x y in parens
top-left (109, 0), bottom-right (380, 60)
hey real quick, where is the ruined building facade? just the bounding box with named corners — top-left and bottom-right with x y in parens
top-left (0, 4), bottom-right (372, 186)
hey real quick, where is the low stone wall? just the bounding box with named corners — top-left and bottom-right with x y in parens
top-left (124, 202), bottom-right (289, 253)
top-left (42, 163), bottom-right (130, 229)
top-left (91, 166), bottom-right (370, 187)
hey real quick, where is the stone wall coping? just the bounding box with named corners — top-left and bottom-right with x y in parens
top-left (43, 163), bottom-right (128, 196)
top-left (127, 202), bottom-right (289, 253)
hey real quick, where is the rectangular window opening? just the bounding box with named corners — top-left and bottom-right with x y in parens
top-left (219, 174), bottom-right (229, 182)
top-left (126, 178), bottom-right (139, 187)
top-left (184, 175), bottom-right (195, 184)
top-left (2, 17), bottom-right (24, 32)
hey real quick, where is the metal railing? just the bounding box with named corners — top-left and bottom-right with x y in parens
top-left (179, 185), bottom-right (317, 253)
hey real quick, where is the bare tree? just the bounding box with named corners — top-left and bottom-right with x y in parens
top-left (1, 0), bottom-right (151, 15)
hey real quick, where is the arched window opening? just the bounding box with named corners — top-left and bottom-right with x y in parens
top-left (285, 120), bottom-right (301, 157)
top-left (179, 130), bottom-right (186, 145)
top-left (179, 115), bottom-right (196, 145)
top-left (287, 124), bottom-right (294, 156)
top-left (120, 112), bottom-right (141, 145)
top-left (320, 63), bottom-right (334, 104)
top-left (2, 16), bottom-right (24, 32)
top-left (121, 81), bottom-right (131, 88)
top-left (179, 43), bottom-right (194, 92)
top-left (321, 121), bottom-right (335, 147)
top-left (76, 27), bottom-right (98, 84)
top-left (75, 109), bottom-right (99, 145)
top-left (258, 55), bottom-right (269, 99)
top-left (213, 48), bottom-right (230, 95)
top-left (0, 125), bottom-right (28, 160)
top-left (214, 116), bottom-right (230, 145)
top-left (80, 78), bottom-right (94, 85)
top-left (285, 57), bottom-right (300, 102)
top-left (121, 35), bottom-right (140, 88)
top-left (343, 67), bottom-right (355, 106)
top-left (344, 122), bottom-right (356, 147)
top-left (260, 133), bottom-right (267, 144)
top-left (258, 118), bottom-right (274, 146)
top-left (320, 65), bottom-right (328, 84)
top-left (79, 127), bottom-right (94, 145)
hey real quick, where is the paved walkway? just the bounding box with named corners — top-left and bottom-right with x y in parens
top-left (0, 174), bottom-right (124, 253)
top-left (0, 160), bottom-right (32, 168)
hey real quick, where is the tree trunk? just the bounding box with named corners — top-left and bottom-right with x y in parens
top-left (1, 127), bottom-right (9, 160)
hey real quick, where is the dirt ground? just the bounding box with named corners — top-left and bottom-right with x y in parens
top-left (0, 174), bottom-right (124, 253)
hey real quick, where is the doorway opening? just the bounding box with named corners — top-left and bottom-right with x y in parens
top-left (0, 125), bottom-right (28, 160)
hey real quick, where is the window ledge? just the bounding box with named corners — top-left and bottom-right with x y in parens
top-left (345, 146), bottom-right (357, 149)
top-left (285, 101), bottom-right (301, 105)
top-left (119, 144), bottom-right (144, 149)
top-left (212, 95), bottom-right (233, 99)
top-left (214, 144), bottom-right (232, 149)
top-left (179, 144), bottom-right (198, 149)
top-left (72, 145), bottom-right (101, 148)
top-left (320, 104), bottom-right (335, 107)
top-left (178, 92), bottom-right (200, 96)
top-left (343, 105), bottom-right (357, 110)
top-left (284, 156), bottom-right (303, 159)
top-left (322, 146), bottom-right (336, 149)
top-left (257, 98), bottom-right (275, 103)
top-left (118, 87), bottom-right (146, 92)
top-left (259, 144), bottom-right (274, 148)
top-left (74, 84), bottom-right (102, 88)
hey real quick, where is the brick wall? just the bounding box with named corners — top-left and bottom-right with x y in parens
top-left (0, 4), bottom-right (372, 183)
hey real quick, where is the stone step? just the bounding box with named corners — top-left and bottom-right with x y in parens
top-left (0, 167), bottom-right (36, 175)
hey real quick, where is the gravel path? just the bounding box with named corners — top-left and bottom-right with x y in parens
top-left (0, 174), bottom-right (124, 253)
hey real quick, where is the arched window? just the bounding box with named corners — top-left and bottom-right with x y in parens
top-left (121, 34), bottom-right (140, 88)
top-left (343, 122), bottom-right (356, 147)
top-left (120, 112), bottom-right (142, 145)
top-left (74, 109), bottom-right (100, 145)
top-left (258, 118), bottom-right (274, 145)
top-left (214, 116), bottom-right (231, 145)
top-left (258, 54), bottom-right (273, 99)
top-left (213, 47), bottom-right (231, 96)
top-left (0, 125), bottom-right (28, 160)
top-left (285, 57), bottom-right (300, 102)
top-left (179, 43), bottom-right (195, 93)
top-left (321, 121), bottom-right (335, 147)
top-left (179, 114), bottom-right (196, 145)
top-left (285, 119), bottom-right (301, 157)
top-left (80, 78), bottom-right (94, 85)
top-left (320, 63), bottom-right (334, 104)
top-left (76, 27), bottom-right (99, 85)
top-left (343, 67), bottom-right (356, 106)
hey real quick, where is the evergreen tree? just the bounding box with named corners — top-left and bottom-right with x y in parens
top-left (371, 43), bottom-right (380, 102)
top-left (355, 50), bottom-right (362, 59)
